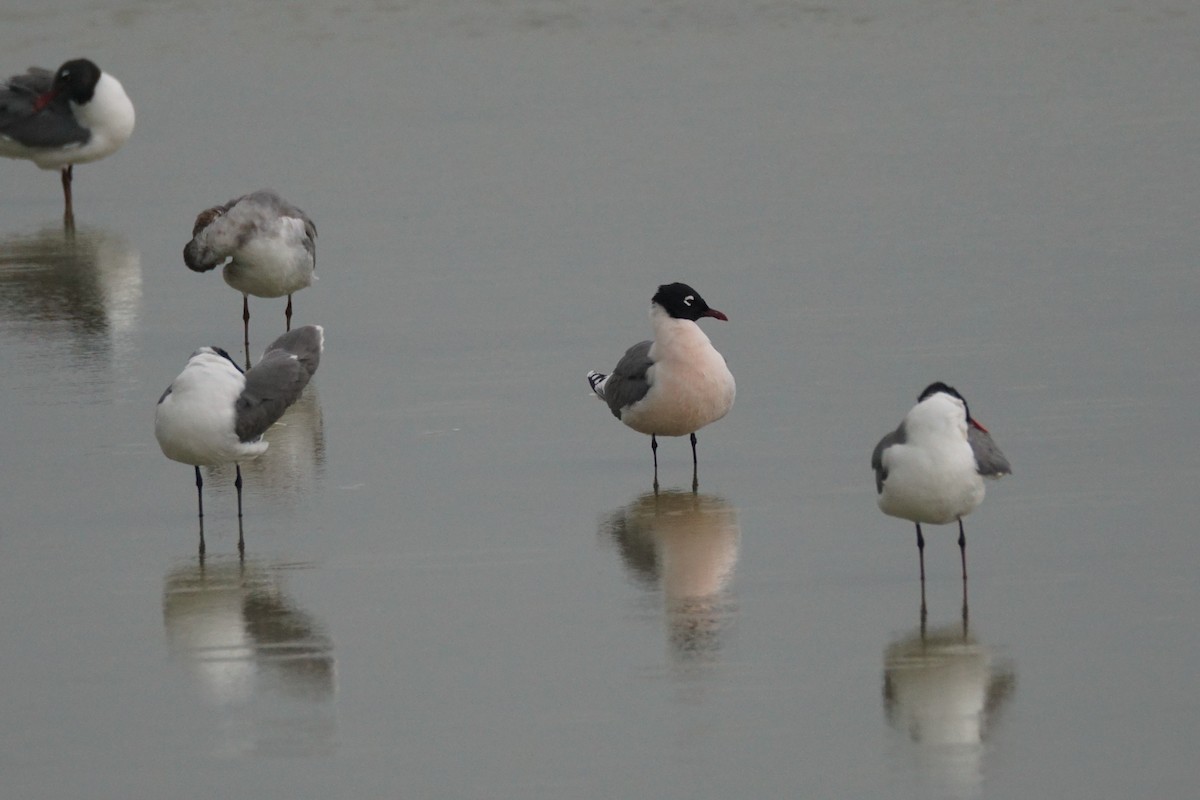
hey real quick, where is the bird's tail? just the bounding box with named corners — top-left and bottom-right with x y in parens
top-left (586, 370), bottom-right (608, 398)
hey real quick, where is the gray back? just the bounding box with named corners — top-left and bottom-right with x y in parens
top-left (234, 326), bottom-right (323, 442)
top-left (0, 67), bottom-right (89, 147)
top-left (969, 426), bottom-right (1011, 477)
top-left (601, 340), bottom-right (654, 418)
top-left (871, 423), bottom-right (906, 494)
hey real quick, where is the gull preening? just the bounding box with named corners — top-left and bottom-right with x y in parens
top-left (872, 382), bottom-right (1010, 616)
top-left (0, 58), bottom-right (135, 228)
top-left (184, 189), bottom-right (317, 360)
top-left (155, 325), bottom-right (324, 554)
top-left (588, 282), bottom-right (735, 491)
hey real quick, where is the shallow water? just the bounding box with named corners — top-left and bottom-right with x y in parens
top-left (1, 2), bottom-right (1197, 798)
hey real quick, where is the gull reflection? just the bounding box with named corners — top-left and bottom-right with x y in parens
top-left (602, 491), bottom-right (740, 662)
top-left (163, 558), bottom-right (336, 757)
top-left (0, 224), bottom-right (141, 374)
top-left (882, 619), bottom-right (1016, 799)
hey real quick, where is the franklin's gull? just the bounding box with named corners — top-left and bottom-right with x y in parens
top-left (872, 382), bottom-right (1010, 610)
top-left (0, 58), bottom-right (135, 228)
top-left (156, 325), bottom-right (323, 554)
top-left (588, 283), bottom-right (735, 491)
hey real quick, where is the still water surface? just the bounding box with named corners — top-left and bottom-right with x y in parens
top-left (1, 2), bottom-right (1197, 798)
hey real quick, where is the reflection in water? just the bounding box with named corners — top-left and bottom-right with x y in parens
top-left (163, 558), bottom-right (336, 757)
top-left (0, 225), bottom-right (141, 380)
top-left (882, 620), bottom-right (1016, 799)
top-left (206, 384), bottom-right (326, 500)
top-left (602, 491), bottom-right (739, 663)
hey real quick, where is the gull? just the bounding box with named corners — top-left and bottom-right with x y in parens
top-left (872, 382), bottom-right (1010, 615)
top-left (588, 282), bottom-right (735, 491)
top-left (0, 58), bottom-right (135, 228)
top-left (183, 190), bottom-right (316, 360)
top-left (155, 325), bottom-right (323, 554)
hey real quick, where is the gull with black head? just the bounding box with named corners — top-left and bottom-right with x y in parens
top-left (588, 282), bottom-right (735, 491)
top-left (155, 325), bottom-right (324, 555)
top-left (872, 382), bottom-right (1010, 617)
top-left (0, 58), bottom-right (135, 228)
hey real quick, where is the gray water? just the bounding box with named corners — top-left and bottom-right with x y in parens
top-left (1, 2), bottom-right (1197, 798)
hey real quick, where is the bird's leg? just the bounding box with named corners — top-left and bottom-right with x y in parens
top-left (237, 515), bottom-right (245, 561)
top-left (915, 522), bottom-right (926, 583)
top-left (242, 295), bottom-right (252, 367)
top-left (285, 294), bottom-right (293, 331)
top-left (919, 588), bottom-right (927, 638)
top-left (690, 432), bottom-right (699, 492)
top-left (962, 584), bottom-right (970, 634)
top-left (235, 464), bottom-right (244, 519)
top-left (194, 466), bottom-right (206, 558)
top-left (958, 518), bottom-right (969, 631)
top-left (61, 165), bottom-right (75, 231)
top-left (194, 465), bottom-right (205, 519)
top-left (957, 519), bottom-right (968, 581)
top-left (652, 434), bottom-right (662, 491)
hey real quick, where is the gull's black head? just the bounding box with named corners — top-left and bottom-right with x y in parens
top-left (918, 381), bottom-right (980, 425)
top-left (53, 59), bottom-right (102, 104)
top-left (652, 282), bottom-right (728, 322)
top-left (194, 345), bottom-right (244, 374)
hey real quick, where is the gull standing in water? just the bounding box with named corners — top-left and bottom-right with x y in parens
top-left (588, 283), bottom-right (735, 491)
top-left (0, 58), bottom-right (135, 228)
top-left (155, 325), bottom-right (323, 555)
top-left (872, 382), bottom-right (1010, 617)
top-left (184, 190), bottom-right (316, 362)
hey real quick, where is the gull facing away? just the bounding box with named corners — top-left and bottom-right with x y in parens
top-left (0, 58), bottom-right (135, 228)
top-left (588, 283), bottom-right (736, 491)
top-left (155, 325), bottom-right (324, 555)
top-left (183, 190), bottom-right (317, 360)
top-left (872, 382), bottom-right (1010, 616)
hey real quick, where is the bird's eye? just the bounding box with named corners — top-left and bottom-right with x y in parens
top-left (684, 295), bottom-right (694, 306)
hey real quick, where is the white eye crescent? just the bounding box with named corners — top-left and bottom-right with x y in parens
top-left (684, 295), bottom-right (694, 306)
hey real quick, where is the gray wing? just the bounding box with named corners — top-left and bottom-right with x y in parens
top-left (0, 66), bottom-right (89, 148)
top-left (969, 426), bottom-right (1011, 477)
top-left (262, 325), bottom-right (322, 377)
top-left (185, 190), bottom-right (316, 272)
top-left (234, 326), bottom-right (323, 442)
top-left (871, 422), bottom-right (906, 494)
top-left (601, 340), bottom-right (653, 419)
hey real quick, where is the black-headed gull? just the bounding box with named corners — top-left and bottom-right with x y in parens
top-left (872, 382), bottom-right (1010, 601)
top-left (155, 325), bottom-right (323, 554)
top-left (0, 58), bottom-right (135, 227)
top-left (588, 283), bottom-right (735, 491)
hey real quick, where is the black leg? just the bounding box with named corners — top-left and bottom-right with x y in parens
top-left (958, 518), bottom-right (969, 631)
top-left (285, 294), bottom-right (293, 331)
top-left (915, 522), bottom-right (926, 582)
top-left (690, 432), bottom-right (699, 492)
top-left (61, 166), bottom-right (75, 231)
top-left (194, 465), bottom-right (205, 519)
top-left (235, 464), bottom-right (244, 519)
top-left (194, 466), bottom-right (206, 557)
top-left (243, 295), bottom-right (252, 367)
top-left (957, 519), bottom-right (968, 581)
top-left (237, 515), bottom-right (245, 560)
top-left (651, 434), bottom-right (659, 492)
